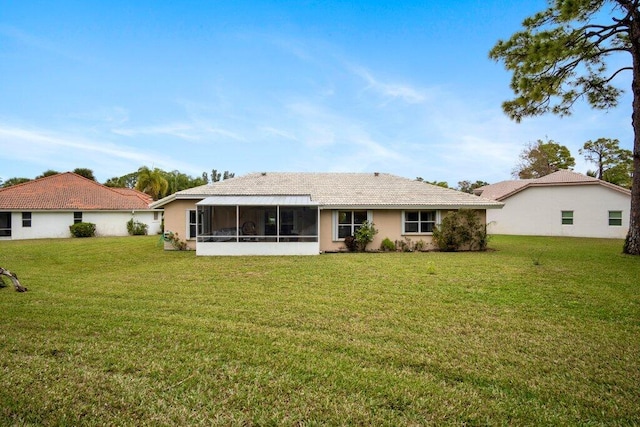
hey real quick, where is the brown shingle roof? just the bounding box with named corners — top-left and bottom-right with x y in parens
top-left (0, 172), bottom-right (153, 210)
top-left (152, 172), bottom-right (503, 209)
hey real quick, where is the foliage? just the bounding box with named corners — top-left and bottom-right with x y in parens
top-left (72, 168), bottom-right (96, 181)
top-left (380, 237), bottom-right (396, 252)
top-left (513, 139), bottom-right (575, 179)
top-left (0, 177), bottom-right (30, 188)
top-left (69, 222), bottom-right (96, 238)
top-left (35, 169), bottom-right (60, 179)
top-left (489, 0), bottom-right (640, 254)
top-left (353, 221), bottom-right (378, 252)
top-left (0, 235), bottom-right (638, 425)
top-left (580, 138), bottom-right (633, 188)
top-left (432, 209), bottom-right (488, 251)
top-left (164, 231), bottom-right (187, 250)
top-left (211, 169), bottom-right (236, 182)
top-left (457, 180), bottom-right (490, 194)
top-left (126, 219), bottom-right (148, 236)
top-left (104, 172), bottom-right (138, 188)
top-left (135, 166), bottom-right (169, 201)
top-left (343, 235), bottom-right (358, 252)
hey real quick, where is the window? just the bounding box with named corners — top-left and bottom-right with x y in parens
top-left (22, 212), bottom-right (32, 227)
top-left (336, 210), bottom-right (369, 239)
top-left (188, 210), bottom-right (198, 239)
top-left (153, 211), bottom-right (159, 221)
top-left (0, 212), bottom-right (11, 237)
top-left (609, 211), bottom-right (622, 226)
top-left (403, 210), bottom-right (437, 233)
top-left (561, 211), bottom-right (573, 225)
top-left (74, 212), bottom-right (83, 224)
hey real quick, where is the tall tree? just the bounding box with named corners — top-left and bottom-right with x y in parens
top-left (73, 168), bottom-right (96, 181)
top-left (135, 167), bottom-right (169, 201)
top-left (489, 1), bottom-right (640, 254)
top-left (104, 172), bottom-right (138, 188)
top-left (513, 139), bottom-right (575, 179)
top-left (580, 138), bottom-right (633, 187)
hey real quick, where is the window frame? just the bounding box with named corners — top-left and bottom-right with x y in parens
top-left (608, 210), bottom-right (623, 227)
top-left (402, 210), bottom-right (439, 234)
top-left (561, 210), bottom-right (573, 225)
top-left (22, 212), bottom-right (32, 228)
top-left (333, 210), bottom-right (372, 241)
top-left (73, 212), bottom-right (83, 224)
top-left (187, 209), bottom-right (199, 240)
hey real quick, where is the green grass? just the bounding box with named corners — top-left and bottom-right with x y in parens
top-left (1, 235), bottom-right (638, 425)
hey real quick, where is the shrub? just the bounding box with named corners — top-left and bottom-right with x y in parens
top-left (395, 237), bottom-right (414, 252)
top-left (165, 231), bottom-right (187, 250)
top-left (354, 221), bottom-right (378, 252)
top-left (127, 219), bottom-right (148, 236)
top-left (432, 209), bottom-right (489, 252)
top-left (343, 236), bottom-right (358, 252)
top-left (69, 222), bottom-right (96, 238)
top-left (380, 237), bottom-right (396, 252)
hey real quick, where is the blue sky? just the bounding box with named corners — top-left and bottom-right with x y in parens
top-left (0, 1), bottom-right (634, 186)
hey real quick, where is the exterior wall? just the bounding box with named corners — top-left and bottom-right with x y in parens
top-left (162, 200), bottom-right (489, 253)
top-left (319, 209), bottom-right (447, 252)
top-left (486, 185), bottom-right (630, 238)
top-left (2, 210), bottom-right (161, 240)
top-left (162, 199), bottom-right (198, 250)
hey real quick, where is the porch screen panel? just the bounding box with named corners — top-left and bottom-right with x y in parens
top-left (207, 205), bottom-right (237, 242)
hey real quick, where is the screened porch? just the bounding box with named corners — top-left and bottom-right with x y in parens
top-left (195, 195), bottom-right (320, 255)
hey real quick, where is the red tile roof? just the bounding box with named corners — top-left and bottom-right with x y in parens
top-left (0, 172), bottom-right (153, 210)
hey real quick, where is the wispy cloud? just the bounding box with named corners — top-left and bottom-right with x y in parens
top-left (0, 124), bottom-right (194, 179)
top-left (112, 123), bottom-right (245, 142)
top-left (350, 66), bottom-right (428, 105)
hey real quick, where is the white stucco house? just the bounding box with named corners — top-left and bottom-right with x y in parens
top-left (0, 172), bottom-right (162, 240)
top-left (150, 172), bottom-right (503, 256)
top-left (474, 170), bottom-right (631, 238)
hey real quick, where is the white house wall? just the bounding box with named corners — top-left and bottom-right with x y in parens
top-left (486, 185), bottom-right (630, 238)
top-left (7, 211), bottom-right (161, 240)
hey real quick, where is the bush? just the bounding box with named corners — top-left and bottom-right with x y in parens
top-left (432, 209), bottom-right (488, 251)
top-left (343, 236), bottom-right (358, 252)
top-left (380, 237), bottom-right (396, 252)
top-left (127, 219), bottom-right (148, 236)
top-left (69, 222), bottom-right (96, 238)
top-left (164, 231), bottom-right (187, 250)
top-left (354, 221), bottom-right (378, 252)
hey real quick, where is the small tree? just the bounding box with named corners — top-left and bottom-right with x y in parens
top-left (513, 139), bottom-right (575, 179)
top-left (432, 210), bottom-right (488, 252)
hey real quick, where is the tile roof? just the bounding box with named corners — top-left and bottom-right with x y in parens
top-left (0, 172), bottom-right (153, 210)
top-left (152, 172), bottom-right (503, 209)
top-left (475, 170), bottom-right (631, 201)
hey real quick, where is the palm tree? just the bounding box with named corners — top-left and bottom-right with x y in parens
top-left (135, 166), bottom-right (168, 200)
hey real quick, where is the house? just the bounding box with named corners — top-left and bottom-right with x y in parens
top-left (150, 172), bottom-right (503, 255)
top-left (474, 170), bottom-right (631, 238)
top-left (0, 172), bottom-right (162, 240)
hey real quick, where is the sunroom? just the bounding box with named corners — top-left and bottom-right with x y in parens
top-left (195, 195), bottom-right (320, 255)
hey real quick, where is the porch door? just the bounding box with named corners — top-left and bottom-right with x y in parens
top-left (0, 212), bottom-right (11, 237)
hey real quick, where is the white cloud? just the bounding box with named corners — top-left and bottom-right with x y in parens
top-left (350, 66), bottom-right (428, 105)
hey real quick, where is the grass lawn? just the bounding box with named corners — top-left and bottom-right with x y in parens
top-left (1, 235), bottom-right (639, 425)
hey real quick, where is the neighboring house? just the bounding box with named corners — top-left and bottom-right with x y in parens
top-left (474, 170), bottom-right (631, 238)
top-left (0, 172), bottom-right (162, 240)
top-left (151, 172), bottom-right (503, 255)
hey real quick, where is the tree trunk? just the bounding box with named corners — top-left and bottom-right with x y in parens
top-left (625, 8), bottom-right (640, 255)
top-left (0, 267), bottom-right (27, 292)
